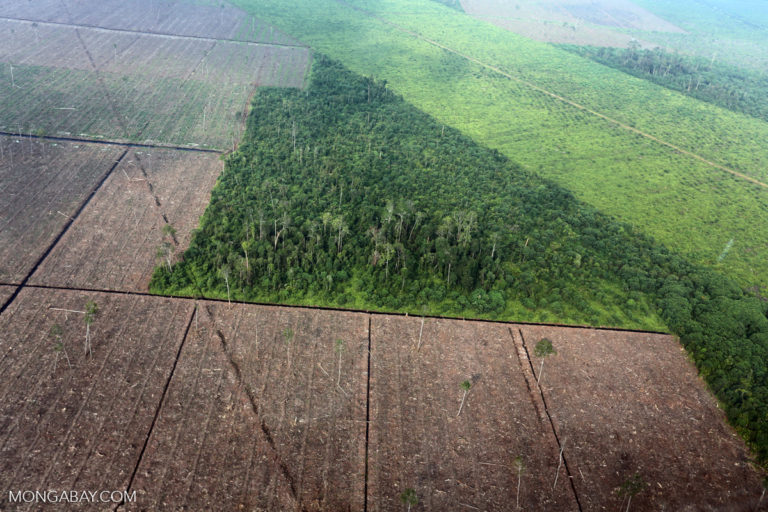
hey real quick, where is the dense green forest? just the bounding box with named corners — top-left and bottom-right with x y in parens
top-left (154, 56), bottom-right (768, 464)
top-left (561, 44), bottom-right (768, 123)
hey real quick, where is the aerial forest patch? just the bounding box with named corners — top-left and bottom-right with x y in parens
top-left (152, 55), bottom-right (768, 466)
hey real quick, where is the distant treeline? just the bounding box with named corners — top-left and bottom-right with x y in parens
top-left (151, 56), bottom-right (768, 465)
top-left (560, 43), bottom-right (768, 123)
top-left (430, 0), bottom-right (463, 11)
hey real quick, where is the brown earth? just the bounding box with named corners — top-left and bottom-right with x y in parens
top-left (0, 7), bottom-right (309, 150)
top-left (368, 316), bottom-right (577, 511)
top-left (124, 301), bottom-right (369, 511)
top-left (0, 288), bottom-right (764, 510)
top-left (0, 288), bottom-right (194, 511)
top-left (0, 136), bottom-right (125, 283)
top-left (519, 324), bottom-right (765, 511)
top-left (30, 147), bottom-right (223, 292)
top-left (0, 0), bottom-right (302, 46)
top-left (0, 285), bottom-right (16, 308)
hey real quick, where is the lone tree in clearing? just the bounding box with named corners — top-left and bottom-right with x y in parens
top-left (513, 455), bottom-right (525, 510)
top-left (534, 338), bottom-right (556, 387)
top-left (457, 379), bottom-right (471, 417)
top-left (399, 488), bottom-right (418, 512)
top-left (50, 324), bottom-right (71, 371)
top-left (617, 472), bottom-right (647, 512)
top-left (84, 301), bottom-right (98, 358)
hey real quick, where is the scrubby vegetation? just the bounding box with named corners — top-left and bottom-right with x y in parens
top-left (561, 44), bottom-right (768, 123)
top-left (153, 57), bottom-right (768, 464)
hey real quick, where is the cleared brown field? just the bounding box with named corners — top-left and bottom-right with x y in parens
top-left (460, 0), bottom-right (683, 47)
top-left (0, 289), bottom-right (763, 509)
top-left (519, 325), bottom-right (765, 510)
top-left (30, 148), bottom-right (222, 292)
top-left (125, 302), bottom-right (369, 511)
top-left (0, 286), bottom-right (16, 308)
top-left (0, 136), bottom-right (125, 283)
top-left (369, 316), bottom-right (577, 511)
top-left (0, 0), bottom-right (302, 46)
top-left (0, 19), bottom-right (310, 149)
top-left (0, 288), bottom-right (194, 510)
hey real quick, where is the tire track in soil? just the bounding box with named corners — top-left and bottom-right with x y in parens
top-left (513, 328), bottom-right (583, 511)
top-left (0, 149), bottom-right (128, 316)
top-left (334, 0), bottom-right (768, 190)
top-left (114, 303), bottom-right (197, 511)
top-left (205, 306), bottom-right (304, 510)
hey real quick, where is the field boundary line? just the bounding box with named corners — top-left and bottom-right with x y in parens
top-left (363, 316), bottom-right (372, 512)
top-left (514, 328), bottom-right (583, 511)
top-left (334, 1), bottom-right (768, 190)
top-left (0, 150), bottom-right (129, 317)
top-left (114, 303), bottom-right (197, 511)
top-left (0, 131), bottom-right (222, 154)
top-left (4, 283), bottom-right (672, 336)
top-left (0, 16), bottom-right (308, 50)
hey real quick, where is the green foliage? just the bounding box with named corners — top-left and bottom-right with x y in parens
top-left (84, 301), bottom-right (98, 326)
top-left (152, 55), bottom-right (768, 467)
top-left (617, 472), bottom-right (647, 500)
top-left (560, 45), bottom-right (768, 123)
top-left (151, 56), bottom-right (663, 329)
top-left (460, 380), bottom-right (471, 392)
top-left (230, 0), bottom-right (768, 293)
top-left (282, 327), bottom-right (294, 342)
top-left (399, 488), bottom-right (418, 506)
top-left (534, 338), bottom-right (555, 358)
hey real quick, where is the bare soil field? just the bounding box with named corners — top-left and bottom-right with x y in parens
top-left (0, 136), bottom-right (125, 283)
top-left (31, 148), bottom-right (222, 292)
top-left (0, 0), bottom-right (302, 46)
top-left (0, 285), bottom-right (16, 308)
top-left (0, 288), bottom-right (194, 510)
top-left (125, 302), bottom-right (369, 511)
top-left (368, 316), bottom-right (577, 511)
top-left (460, 0), bottom-right (683, 47)
top-left (0, 289), bottom-right (763, 509)
top-left (519, 324), bottom-right (765, 511)
top-left (0, 20), bottom-right (310, 149)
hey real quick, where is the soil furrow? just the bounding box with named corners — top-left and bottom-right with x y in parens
top-left (115, 303), bottom-right (196, 511)
top-left (517, 328), bottom-right (583, 511)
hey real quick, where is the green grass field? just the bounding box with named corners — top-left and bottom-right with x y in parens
top-left (229, 0), bottom-right (768, 291)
